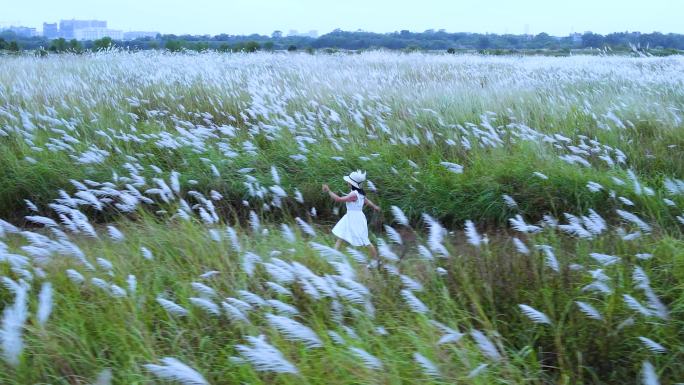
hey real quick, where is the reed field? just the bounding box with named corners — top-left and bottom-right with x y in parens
top-left (0, 51), bottom-right (682, 384)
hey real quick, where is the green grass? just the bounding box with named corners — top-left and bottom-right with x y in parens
top-left (0, 52), bottom-right (683, 384)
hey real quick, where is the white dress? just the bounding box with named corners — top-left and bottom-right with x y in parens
top-left (332, 191), bottom-right (370, 246)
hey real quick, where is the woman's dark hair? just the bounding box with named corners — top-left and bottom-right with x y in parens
top-left (351, 185), bottom-right (366, 196)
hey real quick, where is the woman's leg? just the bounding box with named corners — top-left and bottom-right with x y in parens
top-left (367, 243), bottom-right (378, 259)
top-left (334, 238), bottom-right (344, 250)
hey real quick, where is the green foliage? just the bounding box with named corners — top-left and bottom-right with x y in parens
top-left (93, 36), bottom-right (113, 50)
top-left (287, 44), bottom-right (297, 52)
top-left (5, 29), bottom-right (684, 53)
top-left (48, 38), bottom-right (67, 52)
top-left (164, 39), bottom-right (183, 52)
top-left (244, 40), bottom-right (260, 52)
top-left (68, 39), bottom-right (83, 53)
top-left (7, 41), bottom-right (20, 52)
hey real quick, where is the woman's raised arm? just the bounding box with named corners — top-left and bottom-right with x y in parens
top-left (323, 184), bottom-right (358, 203)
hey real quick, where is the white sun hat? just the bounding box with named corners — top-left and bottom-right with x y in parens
top-left (343, 170), bottom-right (366, 189)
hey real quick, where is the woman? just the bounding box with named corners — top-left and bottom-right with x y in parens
top-left (322, 170), bottom-right (379, 258)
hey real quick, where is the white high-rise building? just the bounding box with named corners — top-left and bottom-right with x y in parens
top-left (59, 19), bottom-right (107, 39)
top-left (123, 31), bottom-right (159, 41)
top-left (74, 28), bottom-right (123, 41)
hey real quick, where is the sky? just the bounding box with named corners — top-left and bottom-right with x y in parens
top-left (1, 0), bottom-right (682, 36)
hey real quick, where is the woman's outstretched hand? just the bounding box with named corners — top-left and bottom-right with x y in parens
top-left (322, 184), bottom-right (330, 193)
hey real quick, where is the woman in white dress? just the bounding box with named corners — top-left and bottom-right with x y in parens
top-left (322, 170), bottom-right (379, 258)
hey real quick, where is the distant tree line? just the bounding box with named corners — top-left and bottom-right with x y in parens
top-left (2, 28), bottom-right (684, 54)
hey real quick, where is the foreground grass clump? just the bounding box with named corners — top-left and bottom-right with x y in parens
top-left (0, 210), bottom-right (681, 384)
top-left (0, 52), bottom-right (683, 384)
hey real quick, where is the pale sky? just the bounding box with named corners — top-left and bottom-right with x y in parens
top-left (1, 0), bottom-right (682, 36)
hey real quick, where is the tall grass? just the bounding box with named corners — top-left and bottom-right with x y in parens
top-left (0, 51), bottom-right (682, 384)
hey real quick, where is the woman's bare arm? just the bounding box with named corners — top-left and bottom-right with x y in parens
top-left (322, 184), bottom-right (358, 203)
top-left (364, 197), bottom-right (381, 211)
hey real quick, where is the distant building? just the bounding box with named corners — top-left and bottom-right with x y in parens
top-left (43, 23), bottom-right (59, 39)
top-left (570, 33), bottom-right (582, 44)
top-left (123, 31), bottom-right (159, 41)
top-left (74, 27), bottom-right (122, 41)
top-left (59, 19), bottom-right (107, 39)
top-left (287, 29), bottom-right (318, 38)
top-left (3, 26), bottom-right (37, 37)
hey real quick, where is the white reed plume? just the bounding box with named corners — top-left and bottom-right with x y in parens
top-left (221, 301), bottom-right (250, 323)
top-left (140, 246), bottom-right (154, 260)
top-left (1, 279), bottom-right (28, 366)
top-left (349, 347), bottom-right (383, 370)
top-left (616, 209), bottom-right (652, 233)
top-left (188, 297), bottom-right (220, 316)
top-left (295, 217), bottom-right (316, 237)
top-left (390, 206), bottom-right (409, 226)
top-left (586, 181), bottom-right (603, 192)
top-left (401, 289), bottom-right (429, 314)
top-left (470, 329), bottom-right (502, 361)
top-left (589, 253), bottom-right (620, 266)
top-left (345, 247), bottom-right (368, 264)
top-left (66, 269), bottom-right (85, 284)
top-left (641, 361), bottom-right (660, 385)
top-left (106, 225), bottom-right (125, 242)
top-left (25, 215), bottom-right (58, 228)
top-left (440, 161), bottom-right (463, 174)
top-left (241, 252), bottom-right (262, 277)
top-left (464, 220), bottom-right (483, 247)
top-left (280, 224), bottom-right (296, 243)
top-left (143, 357), bottom-right (208, 385)
top-left (422, 213), bottom-right (448, 256)
top-left (502, 194), bottom-right (518, 208)
top-left (512, 237), bottom-right (530, 255)
top-left (467, 363), bottom-right (489, 378)
top-left (413, 352), bottom-right (440, 377)
top-left (127, 274), bottom-right (137, 295)
top-left (199, 271), bottom-right (219, 279)
top-left (36, 282), bottom-right (53, 327)
top-left (262, 262), bottom-right (295, 284)
top-left (536, 244), bottom-right (560, 272)
top-left (309, 242), bottom-right (345, 260)
top-left (400, 274), bottom-right (423, 292)
top-left (248, 211), bottom-right (260, 233)
top-left (384, 225), bottom-right (403, 245)
top-left (509, 215), bottom-right (541, 233)
top-left (170, 171), bottom-right (181, 194)
top-left (575, 301), bottom-right (603, 321)
top-left (518, 304), bottom-right (552, 325)
top-left (638, 337), bottom-right (666, 354)
top-left (265, 313), bottom-right (323, 348)
top-left (266, 299), bottom-right (299, 316)
top-left (225, 226), bottom-right (241, 252)
top-left (91, 368), bottom-right (113, 385)
top-left (238, 290), bottom-right (267, 307)
top-left (191, 282), bottom-right (217, 298)
top-left (24, 200), bottom-right (38, 212)
top-left (623, 294), bottom-right (653, 317)
top-left (265, 281), bottom-right (292, 296)
top-left (378, 240), bottom-right (399, 262)
top-left (235, 335), bottom-right (299, 374)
